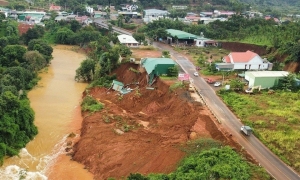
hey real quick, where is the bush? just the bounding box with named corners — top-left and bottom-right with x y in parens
top-left (81, 95), bottom-right (104, 113)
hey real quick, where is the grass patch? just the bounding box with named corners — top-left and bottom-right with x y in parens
top-left (169, 81), bottom-right (185, 92)
top-left (218, 90), bottom-right (300, 172)
top-left (81, 95), bottom-right (104, 113)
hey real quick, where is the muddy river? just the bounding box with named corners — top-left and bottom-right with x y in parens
top-left (0, 45), bottom-right (94, 180)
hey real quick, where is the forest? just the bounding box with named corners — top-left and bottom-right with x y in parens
top-left (0, 15), bottom-right (53, 164)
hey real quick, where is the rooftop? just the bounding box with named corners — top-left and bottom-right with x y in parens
top-left (141, 58), bottom-right (176, 74)
top-left (117, 34), bottom-right (138, 44)
top-left (245, 71), bottom-right (289, 77)
top-left (229, 50), bottom-right (259, 63)
top-left (166, 29), bottom-right (199, 39)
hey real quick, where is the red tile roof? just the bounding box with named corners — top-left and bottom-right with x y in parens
top-left (229, 50), bottom-right (258, 63)
top-left (224, 56), bottom-right (230, 63)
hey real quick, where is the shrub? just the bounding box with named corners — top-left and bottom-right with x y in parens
top-left (81, 95), bottom-right (104, 113)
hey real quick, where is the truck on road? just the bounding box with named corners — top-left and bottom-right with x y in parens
top-left (241, 126), bottom-right (252, 136)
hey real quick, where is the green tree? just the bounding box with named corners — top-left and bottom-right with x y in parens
top-left (229, 78), bottom-right (244, 91)
top-left (168, 66), bottom-right (179, 77)
top-left (28, 39), bottom-right (53, 63)
top-left (70, 20), bottom-right (82, 32)
top-left (22, 25), bottom-right (45, 45)
top-left (1, 45), bottom-right (27, 67)
top-left (55, 27), bottom-right (75, 44)
top-left (23, 51), bottom-right (47, 72)
top-left (75, 59), bottom-right (96, 82)
top-left (132, 32), bottom-right (145, 44)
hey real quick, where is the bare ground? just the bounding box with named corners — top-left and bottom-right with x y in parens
top-left (71, 63), bottom-right (256, 180)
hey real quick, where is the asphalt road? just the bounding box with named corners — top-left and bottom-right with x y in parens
top-left (92, 21), bottom-right (300, 179)
top-left (153, 42), bottom-right (300, 180)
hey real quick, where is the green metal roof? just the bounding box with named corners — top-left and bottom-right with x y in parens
top-left (141, 58), bottom-right (176, 74)
top-left (166, 29), bottom-right (199, 39)
top-left (112, 80), bottom-right (124, 86)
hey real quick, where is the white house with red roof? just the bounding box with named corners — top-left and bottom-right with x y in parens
top-left (49, 4), bottom-right (61, 11)
top-left (215, 50), bottom-right (273, 71)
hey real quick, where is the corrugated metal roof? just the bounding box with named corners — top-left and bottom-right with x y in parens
top-left (117, 34), bottom-right (138, 44)
top-left (166, 29), bottom-right (199, 39)
top-left (112, 80), bottom-right (124, 86)
top-left (246, 71), bottom-right (289, 77)
top-left (141, 58), bottom-right (176, 74)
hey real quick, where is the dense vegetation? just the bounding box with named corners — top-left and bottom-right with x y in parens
top-left (0, 19), bottom-right (53, 164)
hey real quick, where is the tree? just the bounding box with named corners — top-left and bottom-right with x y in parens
top-left (168, 66), bottom-right (179, 77)
top-left (229, 78), bottom-right (244, 91)
top-left (28, 39), bottom-right (53, 63)
top-left (22, 25), bottom-right (45, 45)
top-left (132, 32), bottom-right (145, 44)
top-left (55, 27), bottom-right (75, 44)
top-left (70, 20), bottom-right (82, 32)
top-left (75, 59), bottom-right (96, 82)
top-left (1, 45), bottom-right (27, 67)
top-left (23, 51), bottom-right (47, 72)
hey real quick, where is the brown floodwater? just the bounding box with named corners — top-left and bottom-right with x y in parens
top-left (0, 45), bottom-right (94, 180)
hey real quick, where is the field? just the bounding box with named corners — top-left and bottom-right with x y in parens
top-left (219, 90), bottom-right (300, 172)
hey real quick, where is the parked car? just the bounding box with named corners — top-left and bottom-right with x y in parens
top-left (193, 72), bottom-right (199, 77)
top-left (205, 78), bottom-right (214, 84)
top-left (214, 82), bottom-right (221, 87)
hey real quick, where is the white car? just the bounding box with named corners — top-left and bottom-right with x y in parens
top-left (214, 82), bottom-right (221, 87)
top-left (193, 72), bottom-right (199, 77)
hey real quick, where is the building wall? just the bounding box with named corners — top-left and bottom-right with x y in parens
top-left (153, 64), bottom-right (175, 75)
top-left (233, 63), bottom-right (269, 70)
top-left (246, 75), bottom-right (283, 89)
top-left (254, 77), bottom-right (280, 88)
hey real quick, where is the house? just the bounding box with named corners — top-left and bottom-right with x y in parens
top-left (245, 71), bottom-right (289, 89)
top-left (143, 9), bottom-right (169, 23)
top-left (184, 16), bottom-right (201, 24)
top-left (49, 4), bottom-right (62, 11)
top-left (216, 50), bottom-right (273, 71)
top-left (194, 32), bottom-right (217, 47)
top-left (141, 58), bottom-right (177, 85)
top-left (111, 80), bottom-right (132, 94)
top-left (112, 80), bottom-right (124, 91)
top-left (117, 34), bottom-right (139, 48)
top-left (265, 16), bottom-right (280, 23)
top-left (86, 6), bottom-right (94, 14)
top-left (93, 11), bottom-right (107, 18)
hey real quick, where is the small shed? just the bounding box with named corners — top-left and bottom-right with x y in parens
top-left (112, 80), bottom-right (124, 91)
top-left (141, 58), bottom-right (177, 84)
top-left (245, 71), bottom-right (289, 89)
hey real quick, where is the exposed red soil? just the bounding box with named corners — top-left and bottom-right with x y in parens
top-left (72, 63), bottom-right (256, 179)
top-left (221, 42), bottom-right (269, 55)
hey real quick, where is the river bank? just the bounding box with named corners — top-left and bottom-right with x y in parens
top-left (0, 45), bottom-right (93, 180)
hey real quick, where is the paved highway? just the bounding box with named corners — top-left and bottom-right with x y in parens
top-left (92, 21), bottom-right (300, 179)
top-left (153, 43), bottom-right (300, 180)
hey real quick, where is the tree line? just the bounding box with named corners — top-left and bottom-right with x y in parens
top-left (0, 18), bottom-right (53, 164)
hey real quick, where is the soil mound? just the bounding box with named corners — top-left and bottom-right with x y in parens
top-left (72, 63), bottom-right (251, 179)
